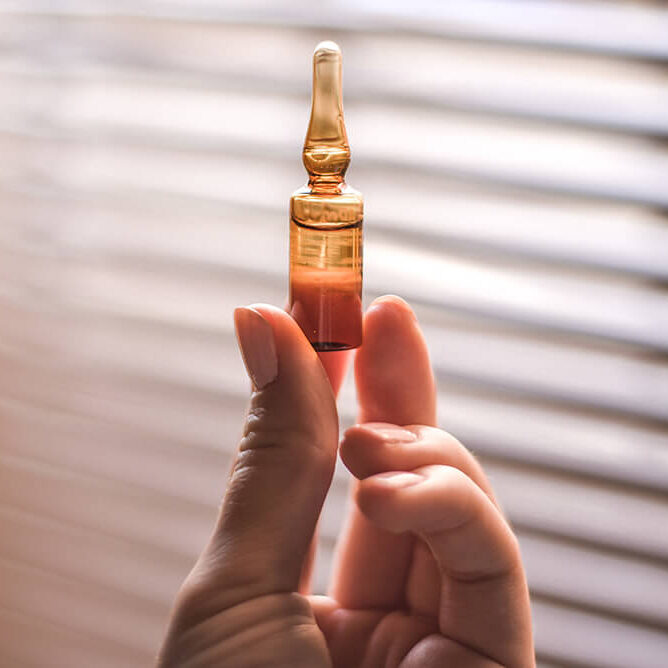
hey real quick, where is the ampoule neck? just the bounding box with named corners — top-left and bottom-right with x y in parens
top-left (306, 171), bottom-right (346, 194)
top-left (302, 41), bottom-right (351, 195)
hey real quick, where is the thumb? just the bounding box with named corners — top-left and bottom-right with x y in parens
top-left (197, 304), bottom-right (338, 608)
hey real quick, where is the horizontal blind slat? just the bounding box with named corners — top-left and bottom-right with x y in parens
top-left (2, 76), bottom-right (667, 207)
top-left (1, 19), bottom-right (667, 135)
top-left (0, 505), bottom-right (189, 607)
top-left (2, 0), bottom-right (668, 60)
top-left (0, 557), bottom-right (163, 656)
top-left (0, 607), bottom-right (148, 668)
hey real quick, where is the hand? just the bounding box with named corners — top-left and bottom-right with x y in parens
top-left (156, 297), bottom-right (534, 667)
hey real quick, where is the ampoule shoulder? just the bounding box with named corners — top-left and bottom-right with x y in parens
top-left (290, 183), bottom-right (363, 228)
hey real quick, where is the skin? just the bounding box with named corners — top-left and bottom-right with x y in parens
top-left (156, 296), bottom-right (534, 667)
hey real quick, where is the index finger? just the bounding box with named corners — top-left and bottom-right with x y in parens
top-left (329, 296), bottom-right (437, 609)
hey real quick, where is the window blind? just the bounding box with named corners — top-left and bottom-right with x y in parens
top-left (0, 2), bottom-right (667, 666)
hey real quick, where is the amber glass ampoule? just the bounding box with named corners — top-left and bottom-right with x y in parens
top-left (289, 41), bottom-right (363, 351)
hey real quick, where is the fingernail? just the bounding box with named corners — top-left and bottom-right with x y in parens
top-left (362, 423), bottom-right (417, 444)
top-left (234, 307), bottom-right (278, 390)
top-left (374, 471), bottom-right (424, 488)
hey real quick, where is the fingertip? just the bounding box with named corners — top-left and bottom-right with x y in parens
top-left (245, 303), bottom-right (298, 350)
top-left (367, 295), bottom-right (418, 323)
top-left (342, 422), bottom-right (414, 448)
top-left (355, 295), bottom-right (436, 426)
top-left (244, 302), bottom-right (332, 389)
top-left (362, 296), bottom-right (420, 347)
top-left (248, 302), bottom-right (306, 339)
top-left (234, 306), bottom-right (278, 390)
top-left (235, 302), bottom-right (337, 446)
top-left (354, 478), bottom-right (386, 528)
top-left (340, 425), bottom-right (381, 478)
top-left (340, 423), bottom-right (419, 479)
top-left (248, 302), bottom-right (285, 317)
top-left (275, 302), bottom-right (352, 396)
top-left (352, 423), bottom-right (419, 443)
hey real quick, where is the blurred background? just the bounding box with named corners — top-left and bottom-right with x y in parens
top-left (1, 1), bottom-right (667, 666)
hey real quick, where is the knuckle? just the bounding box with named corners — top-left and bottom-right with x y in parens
top-left (420, 464), bottom-right (477, 531)
top-left (421, 425), bottom-right (466, 453)
top-left (241, 406), bottom-right (319, 451)
top-left (442, 466), bottom-right (476, 516)
top-left (236, 407), bottom-right (335, 479)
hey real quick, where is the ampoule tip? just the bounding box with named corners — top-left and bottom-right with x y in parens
top-left (314, 40), bottom-right (341, 57)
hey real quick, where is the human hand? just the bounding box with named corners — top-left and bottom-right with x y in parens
top-left (156, 297), bottom-right (534, 667)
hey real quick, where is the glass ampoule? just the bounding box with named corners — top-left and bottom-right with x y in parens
top-left (289, 41), bottom-right (363, 351)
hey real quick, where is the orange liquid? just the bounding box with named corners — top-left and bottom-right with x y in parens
top-left (289, 219), bottom-right (362, 350)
